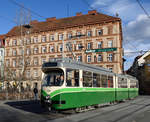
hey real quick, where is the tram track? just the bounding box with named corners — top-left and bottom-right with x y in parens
top-left (76, 97), bottom-right (148, 122)
top-left (1, 96), bottom-right (148, 122)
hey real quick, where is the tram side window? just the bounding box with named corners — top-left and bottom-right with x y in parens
top-left (108, 76), bottom-right (113, 88)
top-left (118, 78), bottom-right (127, 88)
top-left (118, 78), bottom-right (121, 88)
top-left (101, 75), bottom-right (107, 87)
top-left (93, 73), bottom-right (100, 87)
top-left (136, 80), bottom-right (139, 88)
top-left (83, 71), bottom-right (92, 87)
top-left (130, 80), bottom-right (136, 88)
top-left (66, 69), bottom-right (79, 87)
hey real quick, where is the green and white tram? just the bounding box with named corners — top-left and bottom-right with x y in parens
top-left (41, 59), bottom-right (138, 111)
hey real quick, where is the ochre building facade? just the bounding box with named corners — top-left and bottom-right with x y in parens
top-left (4, 10), bottom-right (123, 86)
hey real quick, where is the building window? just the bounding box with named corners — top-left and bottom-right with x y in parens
top-left (26, 58), bottom-right (30, 66)
top-left (97, 29), bottom-right (103, 36)
top-left (50, 45), bottom-right (54, 53)
top-left (19, 59), bottom-right (23, 66)
top-left (42, 36), bottom-right (46, 42)
top-left (77, 55), bottom-right (82, 62)
top-left (59, 34), bottom-right (63, 40)
top-left (33, 37), bottom-right (38, 43)
top-left (87, 30), bottom-right (92, 37)
top-left (19, 49), bottom-right (24, 55)
top-left (0, 50), bottom-right (3, 56)
top-left (69, 57), bottom-right (72, 60)
top-left (42, 46), bottom-right (47, 53)
top-left (12, 70), bottom-right (16, 78)
top-left (87, 55), bottom-right (91, 62)
top-left (68, 33), bottom-right (72, 39)
top-left (77, 31), bottom-right (81, 38)
top-left (108, 40), bottom-right (113, 48)
top-left (107, 53), bottom-right (113, 62)
top-left (97, 42), bottom-right (102, 49)
top-left (12, 60), bottom-right (16, 67)
top-left (66, 43), bottom-right (72, 51)
top-left (42, 58), bottom-right (46, 64)
top-left (13, 40), bottom-right (17, 46)
top-left (108, 26), bottom-right (113, 34)
top-left (34, 47), bottom-right (38, 54)
top-left (76, 44), bottom-right (82, 50)
top-left (34, 58), bottom-right (38, 66)
top-left (50, 35), bottom-right (54, 41)
top-left (12, 49), bottom-right (17, 56)
top-left (26, 48), bottom-right (31, 55)
top-left (87, 42), bottom-right (92, 49)
top-left (26, 38), bottom-right (31, 44)
top-left (97, 54), bottom-right (102, 62)
top-left (6, 60), bottom-right (10, 67)
top-left (34, 70), bottom-right (38, 78)
top-left (59, 44), bottom-right (63, 52)
top-left (20, 39), bottom-right (23, 45)
top-left (26, 70), bottom-right (30, 78)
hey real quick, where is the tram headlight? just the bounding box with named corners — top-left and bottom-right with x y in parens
top-left (45, 95), bottom-right (51, 104)
top-left (46, 95), bottom-right (50, 100)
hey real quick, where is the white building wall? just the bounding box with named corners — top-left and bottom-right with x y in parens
top-left (0, 48), bottom-right (4, 78)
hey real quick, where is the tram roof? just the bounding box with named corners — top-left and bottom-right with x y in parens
top-left (42, 58), bottom-right (115, 75)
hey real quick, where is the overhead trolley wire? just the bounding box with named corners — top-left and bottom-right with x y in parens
top-left (81, 0), bottom-right (95, 10)
top-left (136, 0), bottom-right (150, 18)
top-left (8, 0), bottom-right (46, 19)
top-left (0, 15), bottom-right (17, 24)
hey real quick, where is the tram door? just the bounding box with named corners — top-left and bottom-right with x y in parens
top-left (74, 70), bottom-right (79, 86)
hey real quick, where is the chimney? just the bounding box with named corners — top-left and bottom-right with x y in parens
top-left (46, 17), bottom-right (56, 22)
top-left (30, 20), bottom-right (38, 24)
top-left (88, 10), bottom-right (98, 15)
top-left (76, 12), bottom-right (82, 16)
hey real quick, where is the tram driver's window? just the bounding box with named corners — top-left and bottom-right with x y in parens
top-left (83, 71), bottom-right (92, 87)
top-left (66, 69), bottom-right (79, 87)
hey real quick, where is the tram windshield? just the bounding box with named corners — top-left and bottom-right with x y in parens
top-left (42, 69), bottom-right (64, 86)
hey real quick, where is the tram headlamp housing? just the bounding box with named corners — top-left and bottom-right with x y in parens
top-left (46, 95), bottom-right (50, 100)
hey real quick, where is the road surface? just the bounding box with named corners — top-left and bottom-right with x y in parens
top-left (0, 96), bottom-right (150, 122)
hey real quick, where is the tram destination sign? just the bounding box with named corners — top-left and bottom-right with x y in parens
top-left (85, 48), bottom-right (117, 53)
top-left (42, 62), bottom-right (57, 67)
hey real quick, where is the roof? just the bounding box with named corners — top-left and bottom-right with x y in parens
top-left (42, 58), bottom-right (114, 75)
top-left (0, 34), bottom-right (5, 47)
top-left (6, 10), bottom-right (121, 37)
top-left (138, 51), bottom-right (150, 66)
top-left (0, 35), bottom-right (5, 40)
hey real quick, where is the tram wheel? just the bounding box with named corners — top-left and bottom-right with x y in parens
top-left (75, 107), bottom-right (81, 113)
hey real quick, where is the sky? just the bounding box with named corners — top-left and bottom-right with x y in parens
top-left (0, 0), bottom-right (150, 70)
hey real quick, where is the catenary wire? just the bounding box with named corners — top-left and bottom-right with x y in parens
top-left (8, 0), bottom-right (46, 19)
top-left (136, 0), bottom-right (150, 18)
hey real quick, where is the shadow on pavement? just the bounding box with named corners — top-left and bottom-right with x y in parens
top-left (4, 100), bottom-right (74, 115)
top-left (5, 100), bottom-right (48, 114)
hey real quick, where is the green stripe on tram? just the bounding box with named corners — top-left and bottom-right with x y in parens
top-left (41, 87), bottom-right (138, 110)
top-left (50, 87), bottom-right (115, 98)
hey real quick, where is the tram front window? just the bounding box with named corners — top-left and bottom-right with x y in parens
top-left (42, 70), bottom-right (64, 86)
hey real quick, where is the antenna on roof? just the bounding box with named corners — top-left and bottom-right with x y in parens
top-left (67, 4), bottom-right (69, 17)
top-left (15, 4), bottom-right (32, 26)
top-left (115, 12), bottom-right (119, 17)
